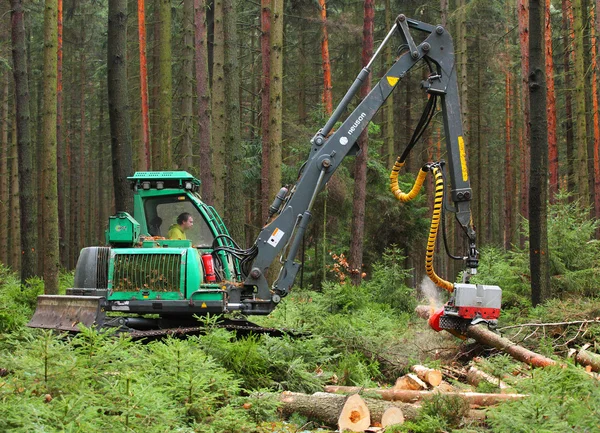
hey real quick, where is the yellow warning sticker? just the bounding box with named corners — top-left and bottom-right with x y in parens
top-left (458, 136), bottom-right (469, 182)
top-left (201, 302), bottom-right (207, 308)
top-left (387, 76), bottom-right (399, 87)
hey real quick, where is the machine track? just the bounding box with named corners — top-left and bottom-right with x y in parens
top-left (124, 319), bottom-right (301, 340)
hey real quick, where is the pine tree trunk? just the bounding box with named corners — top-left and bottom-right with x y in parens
top-left (10, 0), bottom-right (37, 280)
top-left (57, 0), bottom-right (67, 268)
top-left (70, 40), bottom-right (81, 268)
top-left (319, 0), bottom-right (332, 115)
top-left (108, 0), bottom-right (133, 213)
top-left (503, 17), bottom-right (513, 250)
top-left (563, 0), bottom-right (576, 197)
top-left (572, 0), bottom-right (590, 204)
top-left (78, 37), bottom-right (87, 251)
top-left (194, 0), bottom-right (212, 203)
top-left (592, 2), bottom-right (600, 221)
top-left (529, 0), bottom-right (551, 306)
top-left (268, 0), bottom-right (283, 205)
top-left (223, 0), bottom-right (244, 241)
top-left (138, 0), bottom-right (151, 171)
top-left (156, 0), bottom-right (172, 169)
top-left (518, 0), bottom-right (530, 222)
top-left (180, 0), bottom-right (194, 172)
top-left (349, 0), bottom-right (373, 286)
top-left (41, 0), bottom-right (59, 293)
top-left (259, 0), bottom-right (271, 222)
top-left (0, 71), bottom-right (8, 266)
top-left (10, 116), bottom-right (20, 270)
top-left (583, 0), bottom-right (596, 213)
top-left (211, 0), bottom-right (225, 211)
top-left (546, 0), bottom-right (559, 204)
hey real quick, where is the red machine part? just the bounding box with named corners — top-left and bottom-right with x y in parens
top-left (428, 308), bottom-right (444, 332)
top-left (456, 306), bottom-right (500, 320)
top-left (201, 253), bottom-right (216, 282)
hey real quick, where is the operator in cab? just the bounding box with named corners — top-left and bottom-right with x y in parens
top-left (168, 212), bottom-right (194, 240)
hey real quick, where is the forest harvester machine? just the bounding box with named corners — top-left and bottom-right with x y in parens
top-left (29, 14), bottom-right (501, 337)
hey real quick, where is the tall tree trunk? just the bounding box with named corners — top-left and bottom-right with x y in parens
top-left (546, 0), bottom-right (559, 203)
top-left (268, 0), bottom-right (283, 206)
top-left (138, 0), bottom-right (151, 171)
top-left (108, 0), bottom-right (133, 213)
top-left (441, 0), bottom-right (448, 28)
top-left (259, 0), bottom-right (271, 222)
top-left (572, 0), bottom-right (590, 203)
top-left (563, 0), bottom-right (576, 196)
top-left (10, 0), bottom-right (37, 281)
top-left (319, 0), bottom-right (332, 115)
top-left (211, 0), bottom-right (225, 211)
top-left (156, 0), bottom-right (172, 169)
top-left (0, 65), bottom-right (9, 265)
top-left (57, 0), bottom-right (66, 267)
top-left (529, 0), bottom-right (551, 306)
top-left (594, 1), bottom-right (600, 221)
top-left (583, 0), bottom-right (596, 213)
top-left (518, 0), bottom-right (530, 221)
top-left (78, 36), bottom-right (87, 253)
top-left (195, 0), bottom-right (213, 202)
top-left (41, 0), bottom-right (59, 293)
top-left (223, 0), bottom-right (244, 240)
top-left (181, 0), bottom-right (194, 172)
top-left (349, 0), bottom-right (373, 286)
top-left (503, 1), bottom-right (513, 250)
top-left (10, 114), bottom-right (20, 270)
top-left (69, 55), bottom-right (81, 268)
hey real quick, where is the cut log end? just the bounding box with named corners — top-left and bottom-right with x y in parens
top-left (338, 394), bottom-right (371, 432)
top-left (381, 406), bottom-right (404, 427)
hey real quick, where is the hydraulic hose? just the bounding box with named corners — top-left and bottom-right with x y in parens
top-left (389, 159), bottom-right (428, 202)
top-left (425, 166), bottom-right (454, 292)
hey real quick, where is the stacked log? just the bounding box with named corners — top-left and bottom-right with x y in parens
top-left (323, 386), bottom-right (527, 405)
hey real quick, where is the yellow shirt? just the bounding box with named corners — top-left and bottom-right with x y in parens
top-left (167, 224), bottom-right (186, 240)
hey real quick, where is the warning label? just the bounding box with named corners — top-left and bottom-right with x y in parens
top-left (268, 228), bottom-right (285, 247)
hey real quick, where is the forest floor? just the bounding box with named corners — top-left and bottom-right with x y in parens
top-left (1, 264), bottom-right (600, 432)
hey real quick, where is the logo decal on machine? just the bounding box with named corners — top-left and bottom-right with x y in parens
top-left (340, 137), bottom-right (349, 145)
top-left (268, 228), bottom-right (285, 247)
top-left (348, 112), bottom-right (367, 136)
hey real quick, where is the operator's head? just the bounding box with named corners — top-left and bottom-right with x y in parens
top-left (177, 212), bottom-right (194, 231)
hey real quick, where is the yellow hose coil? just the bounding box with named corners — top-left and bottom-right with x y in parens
top-left (425, 167), bottom-right (454, 293)
top-left (389, 157), bottom-right (428, 202)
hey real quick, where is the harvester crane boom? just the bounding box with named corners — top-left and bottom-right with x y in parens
top-left (244, 15), bottom-right (478, 303)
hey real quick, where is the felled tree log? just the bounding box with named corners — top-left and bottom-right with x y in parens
top-left (410, 365), bottom-right (443, 387)
top-left (323, 386), bottom-right (527, 406)
top-left (394, 374), bottom-right (428, 390)
top-left (279, 391), bottom-right (418, 428)
top-left (466, 324), bottom-right (556, 368)
top-left (415, 305), bottom-right (434, 320)
top-left (414, 305), bottom-right (557, 368)
top-left (573, 348), bottom-right (600, 372)
top-left (466, 366), bottom-right (509, 391)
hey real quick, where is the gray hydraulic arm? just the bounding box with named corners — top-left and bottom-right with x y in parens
top-left (244, 14), bottom-right (477, 304)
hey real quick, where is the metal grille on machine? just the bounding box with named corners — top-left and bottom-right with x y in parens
top-left (96, 247), bottom-right (110, 289)
top-left (112, 253), bottom-right (182, 292)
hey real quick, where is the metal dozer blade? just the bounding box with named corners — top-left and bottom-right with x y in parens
top-left (28, 295), bottom-right (106, 332)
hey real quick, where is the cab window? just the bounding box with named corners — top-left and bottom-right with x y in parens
top-left (144, 196), bottom-right (215, 247)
